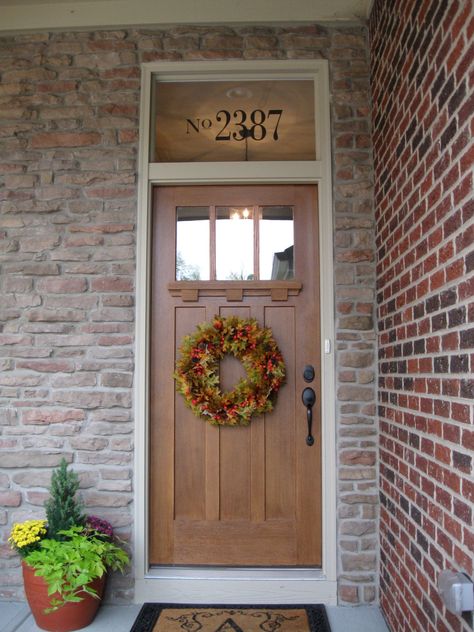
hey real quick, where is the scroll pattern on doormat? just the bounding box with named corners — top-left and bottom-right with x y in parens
top-left (130, 604), bottom-right (332, 632)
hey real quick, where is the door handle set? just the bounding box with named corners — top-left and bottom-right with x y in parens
top-left (302, 365), bottom-right (316, 446)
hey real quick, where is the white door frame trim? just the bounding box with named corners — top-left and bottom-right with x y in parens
top-left (134, 60), bottom-right (337, 604)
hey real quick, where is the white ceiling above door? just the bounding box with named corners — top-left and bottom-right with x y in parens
top-left (0, 0), bottom-right (373, 33)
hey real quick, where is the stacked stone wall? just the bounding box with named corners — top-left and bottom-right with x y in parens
top-left (0, 24), bottom-right (376, 604)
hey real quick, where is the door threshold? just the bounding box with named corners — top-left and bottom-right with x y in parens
top-left (135, 569), bottom-right (337, 605)
top-left (146, 567), bottom-right (325, 580)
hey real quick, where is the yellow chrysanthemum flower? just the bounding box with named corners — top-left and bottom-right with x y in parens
top-left (8, 519), bottom-right (47, 550)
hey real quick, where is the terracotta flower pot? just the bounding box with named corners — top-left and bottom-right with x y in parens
top-left (22, 561), bottom-right (106, 632)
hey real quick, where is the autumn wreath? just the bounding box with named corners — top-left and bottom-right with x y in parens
top-left (174, 315), bottom-right (285, 426)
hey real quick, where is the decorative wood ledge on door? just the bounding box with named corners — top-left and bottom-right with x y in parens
top-left (168, 281), bottom-right (303, 302)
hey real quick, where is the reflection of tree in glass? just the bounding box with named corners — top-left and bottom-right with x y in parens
top-left (176, 252), bottom-right (201, 280)
top-left (227, 271), bottom-right (254, 281)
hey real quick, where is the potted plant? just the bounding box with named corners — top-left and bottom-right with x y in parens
top-left (9, 459), bottom-right (129, 632)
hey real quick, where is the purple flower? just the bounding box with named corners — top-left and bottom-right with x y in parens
top-left (85, 515), bottom-right (114, 538)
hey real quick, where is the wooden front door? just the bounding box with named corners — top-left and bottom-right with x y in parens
top-left (149, 185), bottom-right (321, 567)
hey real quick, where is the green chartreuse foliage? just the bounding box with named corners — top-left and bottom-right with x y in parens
top-left (44, 458), bottom-right (85, 541)
top-left (24, 526), bottom-right (129, 613)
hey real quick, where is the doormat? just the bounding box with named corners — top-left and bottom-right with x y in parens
top-left (130, 604), bottom-right (332, 632)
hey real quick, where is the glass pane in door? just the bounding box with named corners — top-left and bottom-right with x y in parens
top-left (216, 206), bottom-right (254, 280)
top-left (176, 206), bottom-right (210, 280)
top-left (259, 206), bottom-right (294, 280)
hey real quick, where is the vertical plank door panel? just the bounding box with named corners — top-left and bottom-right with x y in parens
top-left (150, 185), bottom-right (321, 567)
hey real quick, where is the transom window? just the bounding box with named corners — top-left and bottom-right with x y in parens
top-left (151, 79), bottom-right (316, 163)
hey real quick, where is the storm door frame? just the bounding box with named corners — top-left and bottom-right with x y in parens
top-left (134, 59), bottom-right (337, 604)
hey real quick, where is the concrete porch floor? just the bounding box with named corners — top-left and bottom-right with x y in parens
top-left (2, 602), bottom-right (390, 632)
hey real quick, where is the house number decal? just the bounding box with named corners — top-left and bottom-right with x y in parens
top-left (186, 109), bottom-right (284, 141)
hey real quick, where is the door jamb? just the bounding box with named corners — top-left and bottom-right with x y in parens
top-left (134, 60), bottom-right (337, 604)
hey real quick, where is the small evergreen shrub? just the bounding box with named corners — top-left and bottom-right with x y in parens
top-left (44, 458), bottom-right (85, 540)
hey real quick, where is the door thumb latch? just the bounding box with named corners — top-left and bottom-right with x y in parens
top-left (302, 387), bottom-right (316, 446)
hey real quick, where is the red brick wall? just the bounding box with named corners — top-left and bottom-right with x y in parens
top-left (370, 1), bottom-right (473, 631)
